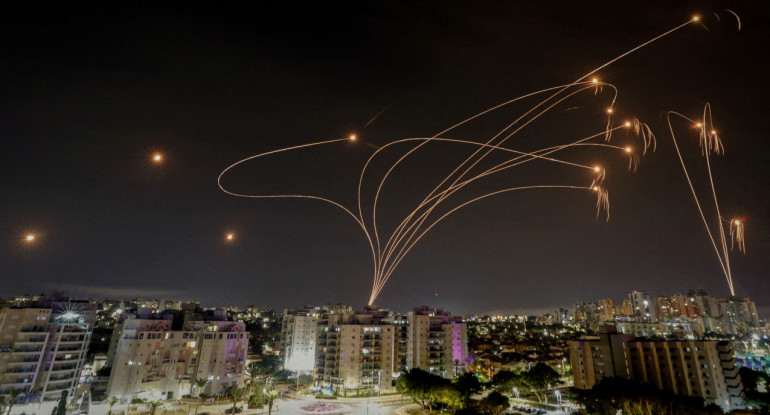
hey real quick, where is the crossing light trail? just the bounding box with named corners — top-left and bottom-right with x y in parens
top-left (666, 104), bottom-right (746, 297)
top-left (217, 15), bottom-right (743, 305)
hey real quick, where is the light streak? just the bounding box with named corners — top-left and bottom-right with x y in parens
top-left (218, 15), bottom-right (716, 305)
top-left (666, 106), bottom-right (744, 296)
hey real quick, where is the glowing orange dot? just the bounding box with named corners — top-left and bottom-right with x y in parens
top-left (593, 166), bottom-right (601, 172)
top-left (696, 123), bottom-right (703, 128)
top-left (25, 234), bottom-right (35, 242)
top-left (625, 122), bottom-right (631, 127)
top-left (711, 130), bottom-right (716, 134)
top-left (349, 135), bottom-right (357, 141)
top-left (607, 108), bottom-right (613, 114)
top-left (734, 220), bottom-right (741, 225)
top-left (593, 186), bottom-right (599, 191)
top-left (226, 233), bottom-right (234, 241)
top-left (693, 16), bottom-right (700, 21)
top-left (625, 147), bottom-right (632, 153)
top-left (153, 153), bottom-right (163, 162)
top-left (591, 78), bottom-right (599, 84)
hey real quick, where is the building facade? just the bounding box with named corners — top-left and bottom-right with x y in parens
top-left (105, 312), bottom-right (248, 401)
top-left (0, 295), bottom-right (95, 402)
top-left (569, 325), bottom-right (744, 411)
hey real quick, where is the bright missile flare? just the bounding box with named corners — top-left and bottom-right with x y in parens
top-left (349, 135), bottom-right (357, 141)
top-left (625, 147), bottom-right (632, 153)
top-left (591, 78), bottom-right (599, 84)
top-left (693, 16), bottom-right (700, 21)
top-left (593, 166), bottom-right (601, 172)
top-left (625, 121), bottom-right (631, 127)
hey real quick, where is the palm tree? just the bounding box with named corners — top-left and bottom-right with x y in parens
top-left (145, 400), bottom-right (164, 415)
top-left (263, 389), bottom-right (279, 415)
top-left (192, 378), bottom-right (209, 415)
top-left (244, 363), bottom-right (261, 393)
top-left (6, 388), bottom-right (24, 415)
top-left (106, 396), bottom-right (119, 415)
top-left (226, 387), bottom-right (244, 415)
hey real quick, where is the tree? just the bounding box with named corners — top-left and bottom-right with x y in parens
top-left (491, 370), bottom-right (519, 393)
top-left (193, 378), bottom-right (209, 415)
top-left (145, 400), bottom-right (164, 415)
top-left (436, 386), bottom-right (464, 415)
top-left (740, 367), bottom-right (770, 409)
top-left (244, 363), bottom-right (261, 392)
top-left (573, 377), bottom-right (722, 415)
top-left (248, 393), bottom-right (265, 410)
top-left (263, 389), bottom-right (278, 415)
top-left (253, 356), bottom-right (280, 377)
top-left (480, 391), bottom-right (509, 415)
top-left (226, 387), bottom-right (244, 415)
top-left (395, 369), bottom-right (450, 410)
top-left (521, 363), bottom-right (560, 404)
top-left (454, 372), bottom-right (482, 399)
top-left (105, 396), bottom-right (119, 415)
top-left (51, 391), bottom-right (68, 415)
top-left (5, 388), bottom-right (24, 415)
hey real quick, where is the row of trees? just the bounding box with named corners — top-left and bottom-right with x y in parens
top-left (572, 377), bottom-right (724, 415)
top-left (396, 369), bottom-right (510, 415)
top-left (490, 363), bottom-right (561, 404)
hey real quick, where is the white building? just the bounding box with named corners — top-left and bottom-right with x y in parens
top-left (105, 313), bottom-right (248, 401)
top-left (280, 308), bottom-right (320, 372)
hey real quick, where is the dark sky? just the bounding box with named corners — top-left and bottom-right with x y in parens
top-left (2, 1), bottom-right (769, 316)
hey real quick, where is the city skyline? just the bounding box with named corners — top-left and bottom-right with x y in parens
top-left (3, 2), bottom-right (770, 316)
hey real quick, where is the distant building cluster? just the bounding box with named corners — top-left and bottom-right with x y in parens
top-left (568, 289), bottom-right (762, 337)
top-left (569, 325), bottom-right (744, 411)
top-left (280, 304), bottom-right (468, 393)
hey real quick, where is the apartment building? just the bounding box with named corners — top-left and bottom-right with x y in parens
top-left (280, 307), bottom-right (320, 372)
top-left (569, 325), bottom-right (744, 411)
top-left (0, 295), bottom-right (95, 402)
top-left (405, 306), bottom-right (467, 378)
top-left (105, 310), bottom-right (248, 401)
top-left (314, 306), bottom-right (396, 394)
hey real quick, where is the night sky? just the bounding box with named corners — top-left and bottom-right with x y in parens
top-left (3, 2), bottom-right (769, 316)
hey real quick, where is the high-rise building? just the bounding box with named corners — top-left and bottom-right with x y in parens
top-left (596, 298), bottom-right (615, 322)
top-left (569, 325), bottom-right (744, 411)
top-left (719, 297), bottom-right (760, 335)
top-left (105, 310), bottom-right (248, 401)
top-left (314, 306), bottom-right (395, 394)
top-left (405, 306), bottom-right (467, 378)
top-left (280, 307), bottom-right (323, 372)
top-left (310, 305), bottom-right (468, 394)
top-left (628, 291), bottom-right (656, 322)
